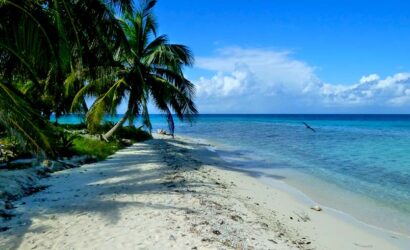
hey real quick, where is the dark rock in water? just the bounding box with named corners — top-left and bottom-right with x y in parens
top-left (0, 226), bottom-right (10, 232)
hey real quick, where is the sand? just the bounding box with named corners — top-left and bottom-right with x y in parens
top-left (0, 135), bottom-right (408, 249)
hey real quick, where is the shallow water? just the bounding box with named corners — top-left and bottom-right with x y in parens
top-left (56, 114), bottom-right (410, 235)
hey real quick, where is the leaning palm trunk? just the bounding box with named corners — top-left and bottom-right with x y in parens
top-left (84, 0), bottom-right (197, 140)
top-left (102, 112), bottom-right (129, 141)
top-left (165, 107), bottom-right (175, 138)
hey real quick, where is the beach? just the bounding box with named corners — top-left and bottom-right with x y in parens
top-left (1, 1), bottom-right (410, 249)
top-left (0, 135), bottom-right (407, 249)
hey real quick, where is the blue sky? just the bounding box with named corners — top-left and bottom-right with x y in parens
top-left (146, 0), bottom-right (410, 113)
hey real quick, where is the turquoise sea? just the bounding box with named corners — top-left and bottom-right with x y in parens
top-left (56, 114), bottom-right (410, 236)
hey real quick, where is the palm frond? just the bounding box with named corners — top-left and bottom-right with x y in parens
top-left (86, 78), bottom-right (127, 131)
top-left (0, 81), bottom-right (55, 156)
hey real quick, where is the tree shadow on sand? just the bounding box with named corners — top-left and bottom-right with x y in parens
top-left (0, 137), bottom-right (289, 249)
top-left (0, 139), bottom-right (221, 249)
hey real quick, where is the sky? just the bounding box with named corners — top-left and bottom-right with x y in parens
top-left (144, 0), bottom-right (410, 114)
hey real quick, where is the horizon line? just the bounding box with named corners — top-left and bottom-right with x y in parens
top-left (60, 113), bottom-right (410, 116)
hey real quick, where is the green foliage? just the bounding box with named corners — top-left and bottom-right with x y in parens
top-left (115, 126), bottom-right (152, 141)
top-left (0, 81), bottom-right (56, 156)
top-left (0, 0), bottom-right (196, 156)
top-left (85, 121), bottom-right (114, 135)
top-left (53, 130), bottom-right (80, 157)
top-left (0, 0), bottom-right (134, 155)
top-left (51, 123), bottom-right (152, 159)
top-left (0, 136), bottom-right (31, 161)
top-left (85, 122), bottom-right (152, 141)
top-left (71, 137), bottom-right (121, 160)
top-left (78, 0), bottom-right (197, 139)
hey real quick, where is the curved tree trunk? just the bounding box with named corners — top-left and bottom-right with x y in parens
top-left (165, 107), bottom-right (174, 138)
top-left (81, 99), bottom-right (89, 113)
top-left (102, 112), bottom-right (129, 141)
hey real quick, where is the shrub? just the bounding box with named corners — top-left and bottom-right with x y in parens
top-left (115, 126), bottom-right (152, 141)
top-left (54, 131), bottom-right (80, 157)
top-left (71, 137), bottom-right (122, 160)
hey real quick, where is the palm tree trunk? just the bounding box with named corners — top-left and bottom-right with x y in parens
top-left (81, 99), bottom-right (89, 113)
top-left (102, 112), bottom-right (128, 141)
top-left (165, 107), bottom-right (174, 138)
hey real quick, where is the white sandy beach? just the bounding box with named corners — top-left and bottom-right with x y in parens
top-left (0, 135), bottom-right (408, 249)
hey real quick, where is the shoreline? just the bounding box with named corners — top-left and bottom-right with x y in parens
top-left (180, 135), bottom-right (410, 249)
top-left (185, 133), bottom-right (410, 238)
top-left (0, 135), bottom-right (408, 249)
top-left (265, 168), bottom-right (410, 238)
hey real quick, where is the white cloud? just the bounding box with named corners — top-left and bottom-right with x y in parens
top-left (360, 74), bottom-right (380, 84)
top-left (192, 47), bottom-right (410, 113)
top-left (196, 64), bottom-right (253, 97)
top-left (196, 47), bottom-right (318, 97)
top-left (322, 73), bottom-right (410, 107)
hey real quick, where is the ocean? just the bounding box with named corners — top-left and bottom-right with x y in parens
top-left (56, 114), bottom-right (410, 236)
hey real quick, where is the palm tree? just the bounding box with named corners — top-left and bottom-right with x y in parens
top-left (0, 0), bottom-right (134, 153)
top-left (77, 0), bottom-right (197, 140)
top-left (0, 81), bottom-right (56, 156)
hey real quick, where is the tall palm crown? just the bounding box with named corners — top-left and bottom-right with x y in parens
top-left (0, 0), bottom-right (133, 154)
top-left (82, 0), bottom-right (197, 138)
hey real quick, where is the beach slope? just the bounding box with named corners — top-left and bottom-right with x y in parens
top-left (0, 136), bottom-right (404, 249)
